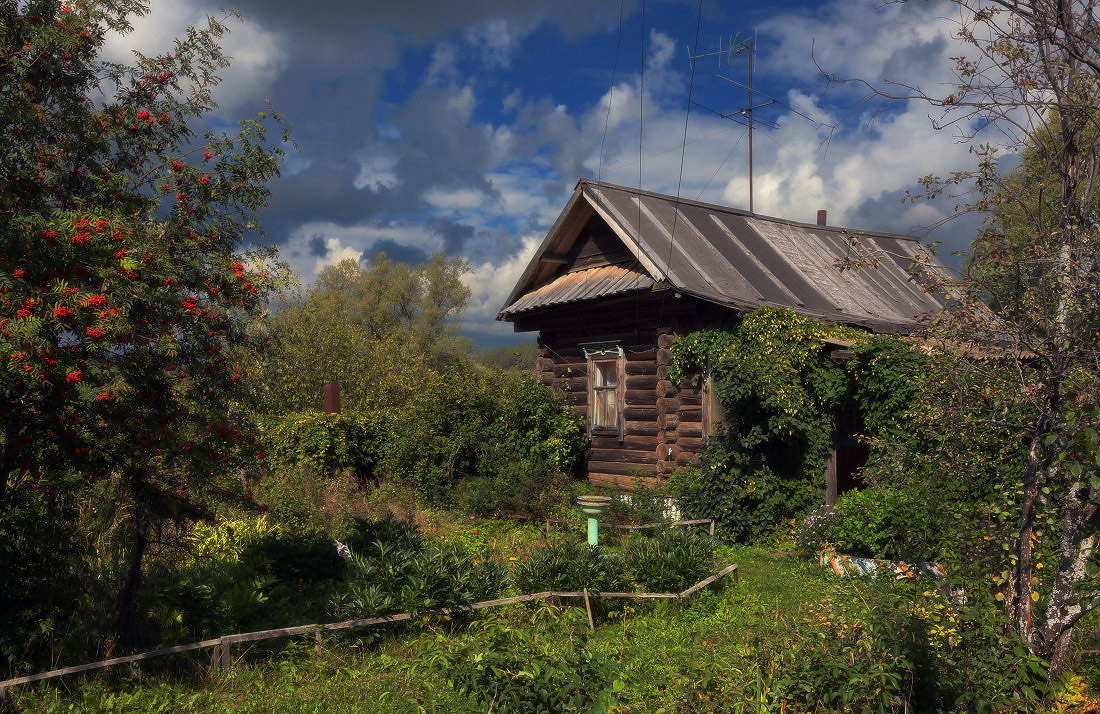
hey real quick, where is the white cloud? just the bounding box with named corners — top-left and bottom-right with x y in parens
top-left (282, 221), bottom-right (443, 283)
top-left (461, 233), bottom-right (542, 338)
top-left (99, 1), bottom-right (287, 115)
top-left (354, 156), bottom-right (399, 191)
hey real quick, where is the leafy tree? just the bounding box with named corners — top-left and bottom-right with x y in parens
top-left (831, 0), bottom-right (1100, 676)
top-left (250, 254), bottom-right (472, 415)
top-left (0, 0), bottom-right (287, 656)
top-left (478, 342), bottom-right (538, 371)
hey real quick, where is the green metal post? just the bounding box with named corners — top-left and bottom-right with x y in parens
top-left (588, 516), bottom-right (599, 546)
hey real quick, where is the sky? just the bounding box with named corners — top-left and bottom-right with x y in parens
top-left (104, 0), bottom-right (997, 348)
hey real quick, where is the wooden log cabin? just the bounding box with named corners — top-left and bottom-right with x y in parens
top-left (497, 179), bottom-right (951, 500)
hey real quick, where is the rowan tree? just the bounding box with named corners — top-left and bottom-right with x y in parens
top-left (0, 0), bottom-right (287, 654)
top-left (829, 0), bottom-right (1100, 676)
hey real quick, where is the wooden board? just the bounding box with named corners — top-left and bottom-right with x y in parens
top-left (588, 472), bottom-right (661, 489)
top-left (590, 435), bottom-right (659, 451)
top-left (625, 374), bottom-right (658, 390)
top-left (587, 460), bottom-right (659, 476)
top-left (588, 448), bottom-right (657, 464)
top-left (623, 406), bottom-right (658, 421)
top-left (625, 421), bottom-right (659, 437)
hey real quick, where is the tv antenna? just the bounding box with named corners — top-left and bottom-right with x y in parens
top-left (688, 34), bottom-right (815, 213)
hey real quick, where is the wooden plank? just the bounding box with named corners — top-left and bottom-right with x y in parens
top-left (679, 393), bottom-right (702, 407)
top-left (624, 350), bottom-right (657, 362)
top-left (625, 361), bottom-right (658, 375)
top-left (623, 406), bottom-right (658, 421)
top-left (625, 374), bottom-right (658, 390)
top-left (680, 407), bottom-right (702, 421)
top-left (589, 448), bottom-right (657, 464)
top-left (588, 472), bottom-right (661, 489)
top-left (676, 424), bottom-right (703, 440)
top-left (625, 420), bottom-right (659, 437)
top-left (679, 564), bottom-right (739, 599)
top-left (0, 638), bottom-right (223, 688)
top-left (588, 459), bottom-right (660, 474)
top-left (625, 389), bottom-right (654, 405)
top-left (590, 435), bottom-right (658, 451)
top-left (675, 436), bottom-right (704, 451)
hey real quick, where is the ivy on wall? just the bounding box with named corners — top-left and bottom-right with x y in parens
top-left (669, 307), bottom-right (925, 540)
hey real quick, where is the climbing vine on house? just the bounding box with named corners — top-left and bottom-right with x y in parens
top-left (669, 307), bottom-right (925, 540)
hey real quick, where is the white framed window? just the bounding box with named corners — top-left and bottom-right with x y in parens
top-left (582, 343), bottom-right (624, 440)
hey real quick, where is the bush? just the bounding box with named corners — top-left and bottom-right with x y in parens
top-left (331, 518), bottom-right (505, 625)
top-left (769, 584), bottom-right (1051, 713)
top-left (386, 367), bottom-right (582, 503)
top-left (792, 504), bottom-right (837, 555)
top-left (625, 527), bottom-right (716, 592)
top-left (436, 617), bottom-right (608, 713)
top-left (796, 487), bottom-right (938, 561)
top-left (512, 540), bottom-right (630, 595)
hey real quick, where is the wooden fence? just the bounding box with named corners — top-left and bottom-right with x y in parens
top-left (519, 516), bottom-right (716, 537)
top-left (0, 563), bottom-right (737, 697)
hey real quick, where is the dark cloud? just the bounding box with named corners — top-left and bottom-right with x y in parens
top-left (364, 239), bottom-right (430, 266)
top-left (230, 0), bottom-right (630, 48)
top-left (431, 219), bottom-right (476, 254)
top-left (307, 234), bottom-right (328, 258)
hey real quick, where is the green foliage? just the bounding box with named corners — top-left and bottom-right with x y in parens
top-left (771, 583), bottom-right (1051, 713)
top-left (263, 410), bottom-right (383, 485)
top-left (331, 517), bottom-right (505, 625)
top-left (670, 308), bottom-right (925, 541)
top-left (140, 520), bottom-right (345, 644)
top-left (0, 0), bottom-right (292, 663)
top-left (250, 254), bottom-right (474, 417)
top-left (387, 367), bottom-right (583, 504)
top-left (625, 527), bottom-right (716, 592)
top-left (477, 342), bottom-right (539, 371)
top-left (512, 540), bottom-right (630, 596)
top-left (435, 616), bottom-right (608, 714)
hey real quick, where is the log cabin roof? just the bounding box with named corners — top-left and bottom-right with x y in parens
top-left (497, 179), bottom-right (953, 333)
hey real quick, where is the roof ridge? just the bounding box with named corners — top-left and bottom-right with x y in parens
top-left (576, 178), bottom-right (924, 243)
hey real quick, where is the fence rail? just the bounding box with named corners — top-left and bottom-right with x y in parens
top-left (0, 563), bottom-right (738, 696)
top-left (516, 516), bottom-right (716, 536)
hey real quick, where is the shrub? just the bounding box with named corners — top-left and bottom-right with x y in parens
top-left (625, 527), bottom-right (716, 593)
top-left (386, 367), bottom-right (582, 503)
top-left (436, 617), bottom-right (608, 714)
top-left (512, 541), bottom-right (630, 595)
top-left (340, 514), bottom-right (423, 557)
top-left (815, 486), bottom-right (938, 561)
top-left (331, 518), bottom-right (505, 625)
top-left (792, 504), bottom-right (837, 555)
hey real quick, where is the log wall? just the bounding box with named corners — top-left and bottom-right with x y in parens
top-left (533, 295), bottom-right (714, 489)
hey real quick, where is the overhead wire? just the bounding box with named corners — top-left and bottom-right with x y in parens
top-left (655, 0), bottom-right (705, 331)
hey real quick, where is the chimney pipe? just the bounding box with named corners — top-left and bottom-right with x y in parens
top-left (323, 383), bottom-right (341, 414)
top-left (816, 209), bottom-right (827, 226)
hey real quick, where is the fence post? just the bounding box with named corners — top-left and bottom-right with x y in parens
top-left (583, 589), bottom-right (595, 631)
top-left (212, 636), bottom-right (230, 671)
top-left (709, 519), bottom-right (715, 537)
top-left (314, 627), bottom-right (322, 659)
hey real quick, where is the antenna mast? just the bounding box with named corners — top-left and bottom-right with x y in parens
top-left (689, 33), bottom-right (812, 213)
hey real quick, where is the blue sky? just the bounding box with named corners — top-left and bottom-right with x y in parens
top-left (105, 0), bottom-right (991, 347)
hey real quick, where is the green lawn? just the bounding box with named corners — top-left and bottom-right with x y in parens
top-left (12, 538), bottom-right (1091, 712)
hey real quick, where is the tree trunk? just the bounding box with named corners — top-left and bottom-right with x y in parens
top-left (109, 516), bottom-right (148, 653)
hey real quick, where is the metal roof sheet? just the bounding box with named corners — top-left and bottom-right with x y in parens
top-left (500, 263), bottom-right (654, 317)
top-left (499, 179), bottom-right (953, 333)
